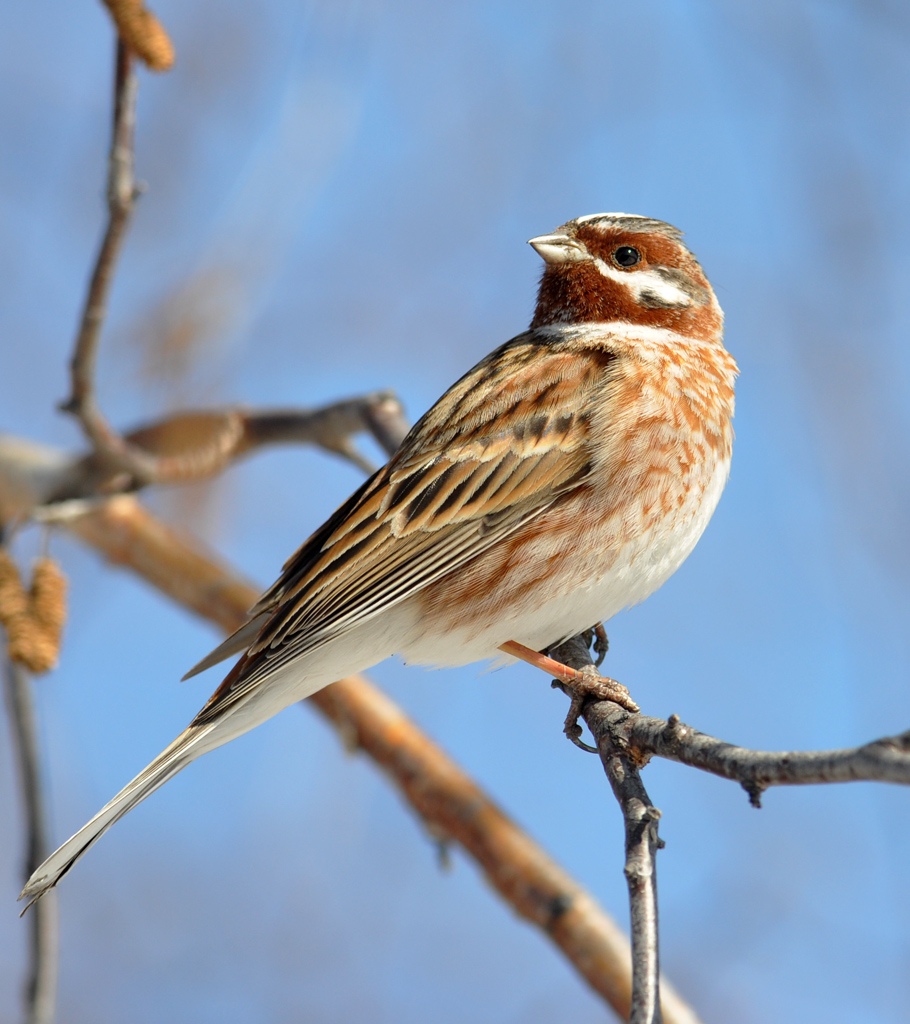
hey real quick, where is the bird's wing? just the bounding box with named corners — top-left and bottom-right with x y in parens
top-left (180, 472), bottom-right (381, 680)
top-left (191, 333), bottom-right (617, 724)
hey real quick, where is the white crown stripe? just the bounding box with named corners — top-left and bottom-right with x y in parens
top-left (569, 213), bottom-right (684, 242)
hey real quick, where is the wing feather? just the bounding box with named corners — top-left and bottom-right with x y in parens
top-left (190, 332), bottom-right (618, 724)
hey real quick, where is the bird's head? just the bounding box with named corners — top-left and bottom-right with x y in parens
top-left (529, 213), bottom-right (722, 338)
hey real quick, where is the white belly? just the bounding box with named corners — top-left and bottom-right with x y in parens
top-left (397, 453), bottom-right (731, 669)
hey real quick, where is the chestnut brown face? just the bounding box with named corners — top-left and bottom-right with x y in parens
top-left (528, 213), bottom-right (722, 339)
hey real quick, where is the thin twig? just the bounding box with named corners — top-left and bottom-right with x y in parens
top-left (547, 633), bottom-right (910, 1020)
top-left (56, 42), bottom-right (409, 494)
top-left (358, 392), bottom-right (411, 457)
top-left (9, 440), bottom-right (910, 1020)
top-left (60, 42), bottom-right (162, 482)
top-left (65, 495), bottom-right (703, 1024)
top-left (40, 394), bottom-right (410, 505)
top-left (550, 634), bottom-right (664, 1024)
top-left (239, 392), bottom-right (409, 469)
top-left (623, 713), bottom-right (910, 806)
top-left (4, 655), bottom-right (59, 1024)
top-left (587, 702), bottom-right (664, 1024)
top-left (59, 42), bottom-right (241, 487)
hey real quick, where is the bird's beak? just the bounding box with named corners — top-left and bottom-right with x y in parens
top-left (528, 232), bottom-right (586, 265)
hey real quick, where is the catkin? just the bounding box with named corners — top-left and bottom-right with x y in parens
top-left (101, 0), bottom-right (175, 72)
top-left (0, 549), bottom-right (29, 621)
top-left (0, 550), bottom-right (68, 674)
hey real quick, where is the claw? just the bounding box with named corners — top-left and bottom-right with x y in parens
top-left (555, 665), bottom-right (639, 749)
top-left (592, 623), bottom-right (609, 667)
top-left (552, 680), bottom-right (600, 752)
top-left (501, 638), bottom-right (639, 751)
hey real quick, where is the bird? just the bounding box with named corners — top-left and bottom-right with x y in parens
top-left (21, 212), bottom-right (737, 904)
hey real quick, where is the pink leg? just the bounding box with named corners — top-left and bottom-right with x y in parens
top-left (499, 639), bottom-right (639, 749)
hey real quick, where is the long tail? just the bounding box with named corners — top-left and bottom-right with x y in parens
top-left (19, 621), bottom-right (385, 907)
top-left (19, 721), bottom-right (219, 909)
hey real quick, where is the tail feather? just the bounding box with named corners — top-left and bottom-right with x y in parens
top-left (19, 722), bottom-right (217, 909)
top-left (19, 616), bottom-right (393, 908)
top-left (180, 613), bottom-right (270, 681)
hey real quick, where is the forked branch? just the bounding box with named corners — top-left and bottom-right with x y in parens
top-left (547, 631), bottom-right (910, 1024)
top-left (550, 634), bottom-right (664, 1024)
top-left (43, 395), bottom-right (408, 505)
top-left (610, 709), bottom-right (910, 804)
top-left (55, 41), bottom-right (408, 500)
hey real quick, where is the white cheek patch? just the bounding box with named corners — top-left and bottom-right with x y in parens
top-left (592, 258), bottom-right (696, 309)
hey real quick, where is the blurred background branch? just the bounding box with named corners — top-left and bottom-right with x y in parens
top-left (52, 36), bottom-right (407, 504)
top-left (59, 43), bottom-right (160, 484)
top-left (0, 545), bottom-right (67, 1024)
top-left (4, 655), bottom-right (59, 1024)
top-left (45, 395), bottom-right (406, 503)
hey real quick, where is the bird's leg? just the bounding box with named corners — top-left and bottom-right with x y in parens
top-left (551, 629), bottom-right (639, 749)
top-left (499, 636), bottom-right (639, 753)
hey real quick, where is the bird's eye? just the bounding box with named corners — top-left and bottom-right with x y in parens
top-left (612, 246), bottom-right (641, 268)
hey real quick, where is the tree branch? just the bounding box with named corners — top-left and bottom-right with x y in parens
top-left (550, 634), bottom-right (664, 1024)
top-left (41, 394), bottom-right (409, 505)
top-left (59, 41), bottom-right (165, 485)
top-left (3, 656), bottom-right (58, 1024)
top-left (622, 712), bottom-right (910, 806)
top-left (59, 41), bottom-right (244, 488)
top-left (241, 392), bottom-right (409, 464)
top-left (55, 40), bottom-right (410, 499)
top-left (548, 632), bottom-right (910, 1021)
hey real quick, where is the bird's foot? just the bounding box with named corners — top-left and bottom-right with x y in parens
top-left (498, 638), bottom-right (638, 752)
top-left (554, 665), bottom-right (638, 751)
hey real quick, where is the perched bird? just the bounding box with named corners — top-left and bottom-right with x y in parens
top-left (21, 213), bottom-right (737, 904)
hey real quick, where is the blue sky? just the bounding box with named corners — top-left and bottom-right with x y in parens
top-left (2, 2), bottom-right (910, 1022)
